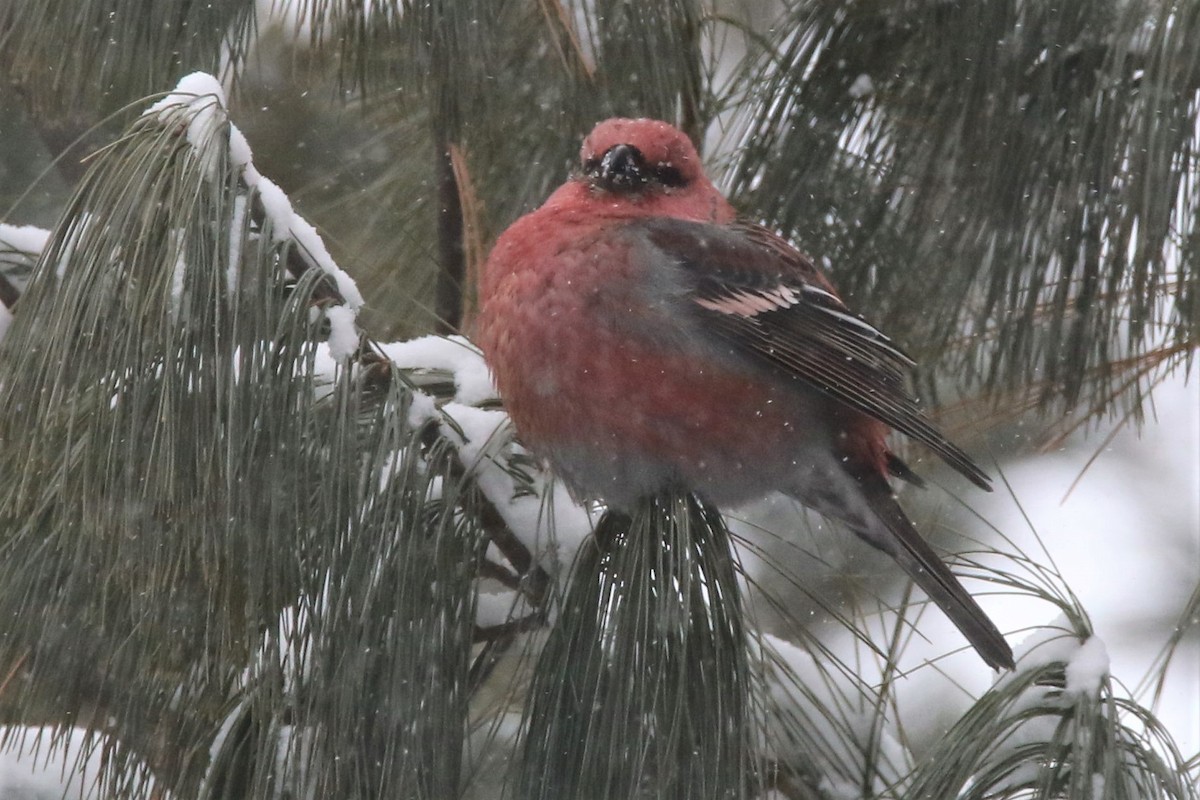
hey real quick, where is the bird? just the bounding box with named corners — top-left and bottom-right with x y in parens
top-left (475, 117), bottom-right (1014, 671)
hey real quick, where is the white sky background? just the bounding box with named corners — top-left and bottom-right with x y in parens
top-left (974, 371), bottom-right (1199, 755)
top-left (936, 370), bottom-right (1198, 753)
top-left (736, 371), bottom-right (1199, 757)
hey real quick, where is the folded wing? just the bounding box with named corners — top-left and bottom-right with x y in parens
top-left (632, 217), bottom-right (992, 491)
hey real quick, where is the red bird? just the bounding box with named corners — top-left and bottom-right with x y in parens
top-left (476, 118), bottom-right (1013, 670)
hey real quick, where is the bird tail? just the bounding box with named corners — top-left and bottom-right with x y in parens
top-left (832, 477), bottom-right (1014, 671)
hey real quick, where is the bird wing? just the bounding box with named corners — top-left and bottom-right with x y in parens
top-left (632, 217), bottom-right (992, 491)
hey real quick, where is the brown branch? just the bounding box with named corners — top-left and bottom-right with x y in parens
top-left (537, 0), bottom-right (596, 81)
top-left (469, 612), bottom-right (549, 694)
top-left (478, 558), bottom-right (522, 591)
top-left (757, 760), bottom-right (825, 800)
top-left (421, 406), bottom-right (552, 610)
top-left (447, 143), bottom-right (486, 336)
top-left (468, 481), bottom-right (551, 608)
top-left (434, 141), bottom-right (465, 334)
top-left (473, 612), bottom-right (547, 644)
top-left (0, 271), bottom-right (20, 310)
top-left (0, 650), bottom-right (28, 699)
top-left (245, 191), bottom-right (344, 306)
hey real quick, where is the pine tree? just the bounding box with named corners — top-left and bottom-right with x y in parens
top-left (0, 1), bottom-right (1195, 798)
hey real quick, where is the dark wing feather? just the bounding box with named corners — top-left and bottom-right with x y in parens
top-left (634, 217), bottom-right (992, 491)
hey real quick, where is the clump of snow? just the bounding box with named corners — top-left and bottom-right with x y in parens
top-left (848, 73), bottom-right (875, 99)
top-left (406, 390), bottom-right (438, 428)
top-left (476, 589), bottom-right (535, 628)
top-left (380, 335), bottom-right (497, 405)
top-left (227, 194), bottom-right (247, 293)
top-left (144, 72), bottom-right (364, 359)
top-left (1002, 614), bottom-right (1083, 680)
top-left (0, 224), bottom-right (51, 257)
top-left (252, 177), bottom-right (293, 238)
top-left (143, 72), bottom-right (225, 136)
top-left (228, 125), bottom-right (253, 169)
top-left (968, 618), bottom-right (1113, 796)
top-left (996, 615), bottom-right (1109, 698)
top-left (0, 304), bottom-right (12, 342)
top-left (309, 341), bottom-right (341, 401)
top-left (324, 305), bottom-right (359, 361)
top-left (143, 72), bottom-right (229, 179)
top-left (1065, 635), bottom-right (1109, 696)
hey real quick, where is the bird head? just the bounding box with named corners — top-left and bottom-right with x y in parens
top-left (580, 118), bottom-right (703, 197)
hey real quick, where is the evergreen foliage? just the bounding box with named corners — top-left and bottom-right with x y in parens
top-left (0, 1), bottom-right (1195, 797)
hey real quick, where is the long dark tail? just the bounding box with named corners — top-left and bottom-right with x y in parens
top-left (834, 476), bottom-right (1014, 671)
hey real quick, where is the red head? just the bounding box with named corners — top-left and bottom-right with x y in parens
top-left (570, 118), bottom-right (732, 223)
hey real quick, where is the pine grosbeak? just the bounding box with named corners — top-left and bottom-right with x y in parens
top-left (477, 118), bottom-right (1013, 670)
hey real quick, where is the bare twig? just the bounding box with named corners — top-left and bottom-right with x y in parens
top-left (434, 142), bottom-right (465, 334)
top-left (467, 481), bottom-right (551, 608)
top-left (478, 558), bottom-right (523, 591)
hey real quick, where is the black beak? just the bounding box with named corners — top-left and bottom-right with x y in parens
top-left (591, 144), bottom-right (647, 192)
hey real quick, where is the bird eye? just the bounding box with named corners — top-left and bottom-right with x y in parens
top-left (585, 144), bottom-right (687, 194)
top-left (650, 164), bottom-right (687, 188)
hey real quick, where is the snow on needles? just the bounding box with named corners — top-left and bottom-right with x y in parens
top-left (143, 72), bottom-right (363, 360)
top-left (0, 224), bottom-right (51, 257)
top-left (314, 333), bottom-right (593, 580)
top-left (848, 73), bottom-right (875, 99)
top-left (967, 621), bottom-right (1114, 796)
top-left (380, 335), bottom-right (497, 406)
top-left (387, 337), bottom-right (593, 572)
top-left (324, 305), bottom-right (360, 362)
top-left (143, 72), bottom-right (593, 668)
top-left (1064, 635), bottom-right (1110, 696)
top-left (0, 223), bottom-right (51, 343)
top-left (439, 402), bottom-right (593, 577)
top-left (758, 634), bottom-right (909, 799)
top-left (144, 73), bottom-right (228, 177)
top-left (1002, 615), bottom-right (1110, 696)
